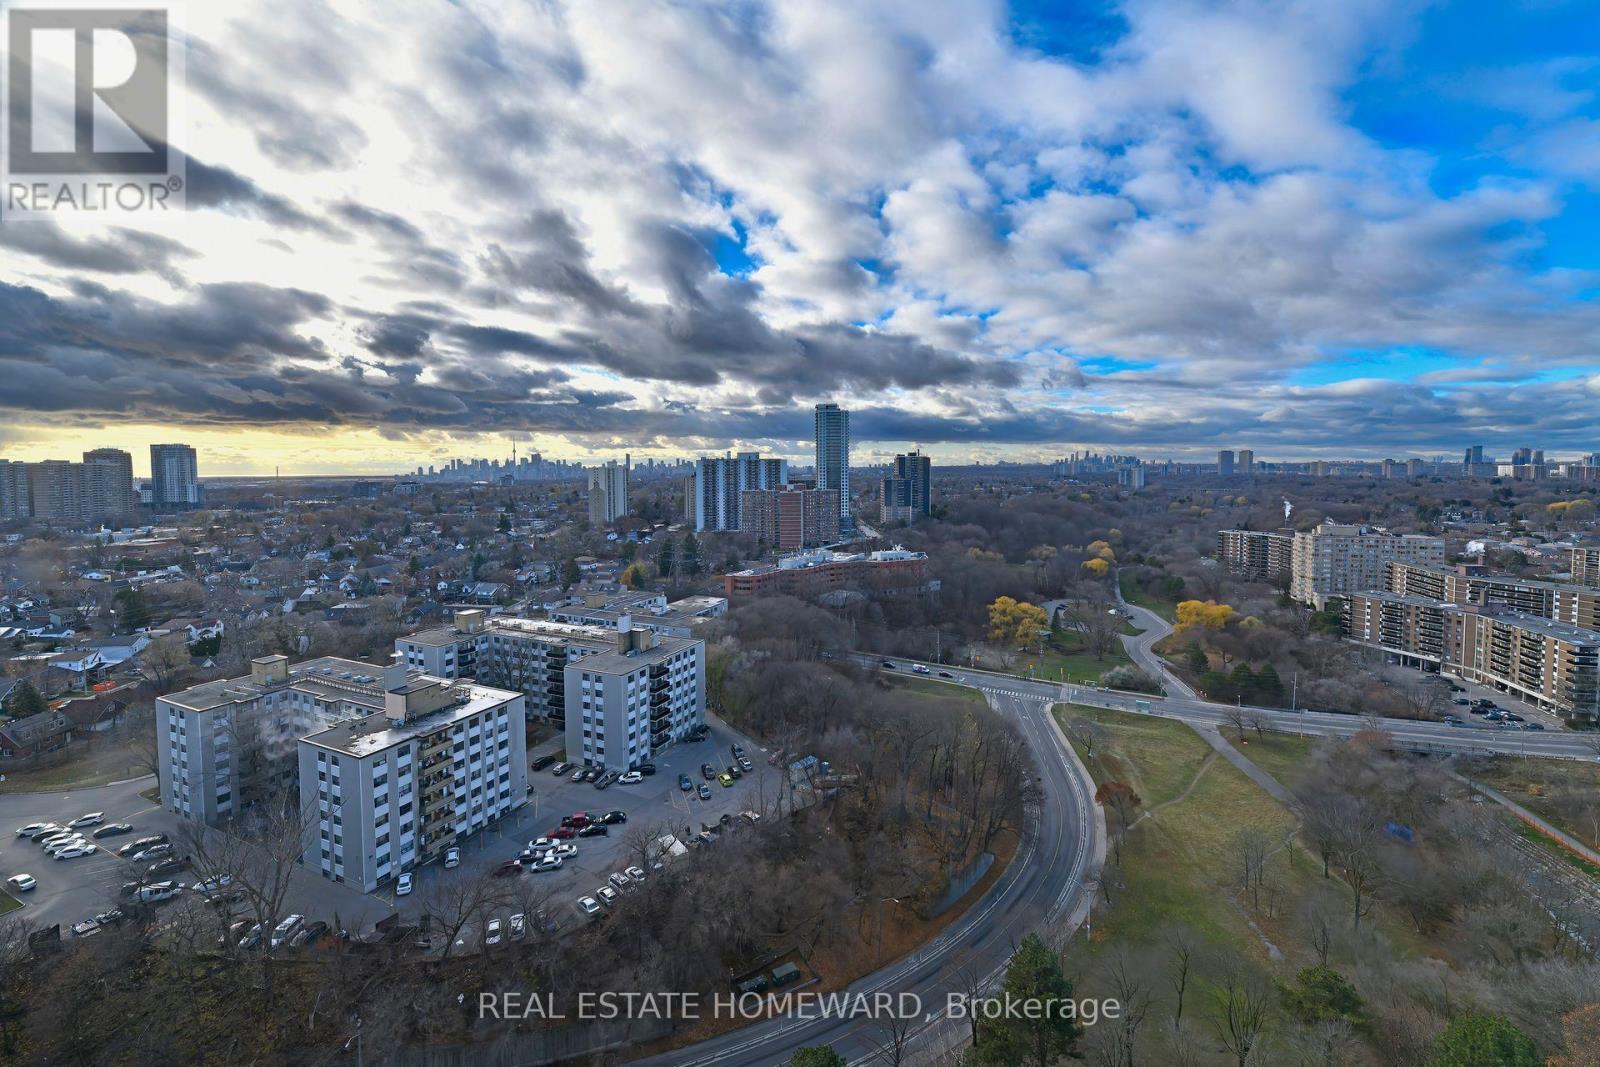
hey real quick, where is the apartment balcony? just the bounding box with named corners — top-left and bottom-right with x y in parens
top-left (650, 688), bottom-right (671, 707)
top-left (419, 733), bottom-right (452, 759)
top-left (651, 726), bottom-right (671, 748)
top-left (650, 675), bottom-right (670, 693)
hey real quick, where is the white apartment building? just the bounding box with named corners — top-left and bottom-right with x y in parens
top-left (297, 663), bottom-right (526, 892)
top-left (566, 627), bottom-right (705, 772)
top-left (1289, 521), bottom-right (1446, 608)
top-left (587, 456), bottom-right (630, 527)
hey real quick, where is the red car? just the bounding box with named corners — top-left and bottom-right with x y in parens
top-left (562, 812), bottom-right (591, 828)
top-left (550, 827), bottom-right (577, 840)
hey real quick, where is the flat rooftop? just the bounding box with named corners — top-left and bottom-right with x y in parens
top-left (567, 634), bottom-right (700, 676)
top-left (300, 681), bottom-right (521, 759)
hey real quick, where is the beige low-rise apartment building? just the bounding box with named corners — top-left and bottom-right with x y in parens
top-left (1216, 528), bottom-right (1293, 585)
top-left (1345, 591), bottom-right (1600, 722)
top-left (1571, 546), bottom-right (1600, 589)
top-left (1386, 562), bottom-right (1600, 630)
top-left (1289, 522), bottom-right (1446, 608)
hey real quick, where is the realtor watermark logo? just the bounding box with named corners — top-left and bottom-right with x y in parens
top-left (1, 0), bottom-right (186, 218)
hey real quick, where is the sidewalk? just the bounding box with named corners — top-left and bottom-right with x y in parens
top-left (1192, 724), bottom-right (1298, 808)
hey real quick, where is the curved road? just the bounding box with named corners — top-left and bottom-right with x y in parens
top-left (634, 686), bottom-right (1101, 1067)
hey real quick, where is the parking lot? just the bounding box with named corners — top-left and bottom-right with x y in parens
top-left (387, 714), bottom-right (779, 934)
top-left (0, 713), bottom-right (776, 946)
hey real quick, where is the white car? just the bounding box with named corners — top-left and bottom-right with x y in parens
top-left (625, 865), bottom-right (646, 882)
top-left (396, 872), bottom-right (414, 896)
top-left (38, 831), bottom-right (78, 849)
top-left (532, 855), bottom-right (562, 872)
top-left (15, 823), bottom-right (54, 838)
top-left (485, 918), bottom-right (503, 946)
top-left (53, 844), bottom-right (96, 860)
top-left (270, 914), bottom-right (305, 949)
top-left (45, 836), bottom-right (89, 856)
top-left (577, 896), bottom-right (601, 916)
top-left (193, 875), bottom-right (234, 894)
top-left (570, 768), bottom-right (586, 783)
top-left (7, 874), bottom-right (37, 892)
top-left (509, 913), bottom-right (527, 941)
top-left (912, 664), bottom-right (931, 675)
top-left (444, 847), bottom-right (460, 869)
top-left (70, 918), bottom-right (101, 937)
top-left (530, 837), bottom-right (558, 851)
top-left (553, 843), bottom-right (579, 859)
top-left (618, 771), bottom-right (643, 785)
top-left (68, 812), bottom-right (105, 828)
top-left (597, 886), bottom-right (620, 907)
top-left (608, 871), bottom-right (631, 890)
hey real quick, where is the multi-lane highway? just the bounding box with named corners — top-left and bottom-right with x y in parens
top-left (633, 687), bottom-right (1101, 1067)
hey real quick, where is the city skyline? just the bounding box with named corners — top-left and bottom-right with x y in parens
top-left (3, 1), bottom-right (1599, 473)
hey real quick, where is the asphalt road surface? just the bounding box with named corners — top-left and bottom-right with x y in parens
top-left (632, 688), bottom-right (1097, 1067)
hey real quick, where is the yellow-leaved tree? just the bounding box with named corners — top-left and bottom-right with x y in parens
top-left (1082, 557), bottom-right (1111, 577)
top-left (1174, 599), bottom-right (1235, 634)
top-left (988, 596), bottom-right (1050, 646)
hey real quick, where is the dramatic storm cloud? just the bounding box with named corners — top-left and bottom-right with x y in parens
top-left (4, 0), bottom-right (1599, 468)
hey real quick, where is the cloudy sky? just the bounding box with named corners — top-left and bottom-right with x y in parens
top-left (4, 0), bottom-right (1600, 475)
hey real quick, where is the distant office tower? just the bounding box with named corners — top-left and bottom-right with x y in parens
top-left (1117, 466), bottom-right (1146, 489)
top-left (743, 488), bottom-right (841, 550)
top-left (814, 404), bottom-right (850, 526)
top-left (880, 449), bottom-right (932, 524)
top-left (1463, 445), bottom-right (1483, 467)
top-left (82, 448), bottom-right (135, 520)
top-left (1237, 449), bottom-right (1254, 474)
top-left (1381, 458), bottom-right (1398, 479)
top-left (1217, 450), bottom-right (1235, 477)
top-left (691, 452), bottom-right (787, 532)
top-left (1406, 458), bottom-right (1425, 477)
top-left (0, 459), bottom-right (32, 520)
top-left (150, 443), bottom-right (200, 510)
top-left (587, 456), bottom-right (630, 526)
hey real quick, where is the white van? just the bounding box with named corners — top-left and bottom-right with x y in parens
top-left (138, 881), bottom-right (183, 903)
top-left (270, 914), bottom-right (304, 949)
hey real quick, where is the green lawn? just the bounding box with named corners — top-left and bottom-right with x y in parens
top-left (886, 675), bottom-right (990, 707)
top-left (0, 890), bottom-right (22, 915)
top-left (1012, 630), bottom-right (1133, 684)
top-left (1119, 572), bottom-right (1177, 621)
top-left (1232, 732), bottom-right (1317, 793)
top-left (0, 736), bottom-right (148, 794)
top-left (1058, 704), bottom-right (1303, 959)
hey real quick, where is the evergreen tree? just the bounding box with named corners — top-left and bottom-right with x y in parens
top-left (1187, 645), bottom-right (1209, 673)
top-left (6, 679), bottom-right (48, 718)
top-left (111, 587), bottom-right (150, 630)
top-left (1256, 663), bottom-right (1284, 701)
top-left (1228, 662), bottom-right (1256, 698)
top-left (1428, 1013), bottom-right (1538, 1067)
top-left (681, 534), bottom-right (703, 577)
top-left (790, 1047), bottom-right (846, 1067)
top-left (967, 933), bottom-right (1081, 1066)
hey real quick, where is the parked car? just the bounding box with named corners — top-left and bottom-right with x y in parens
top-left (7, 874), bottom-right (37, 892)
top-left (71, 918), bottom-right (102, 937)
top-left (130, 844), bottom-right (173, 863)
top-left (601, 810), bottom-right (627, 825)
top-left (678, 774), bottom-right (694, 791)
top-left (68, 812), bottom-right (105, 828)
top-left (485, 918), bottom-right (504, 946)
top-left (551, 842), bottom-right (578, 859)
top-left (625, 865), bottom-right (645, 882)
top-left (139, 881), bottom-right (183, 904)
top-left (396, 872), bottom-right (414, 896)
top-left (193, 875), bottom-right (234, 894)
top-left (637, 762), bottom-right (656, 776)
top-left (238, 923), bottom-right (263, 950)
top-left (718, 773), bottom-right (734, 788)
top-left (565, 812), bottom-right (592, 827)
top-left (15, 823), bottom-right (56, 838)
top-left (94, 909), bottom-right (124, 927)
top-left (698, 784), bottom-right (712, 800)
top-left (726, 765), bottom-right (742, 780)
top-left (738, 757), bottom-right (753, 772)
top-left (597, 886), bottom-right (620, 907)
top-left (493, 860), bottom-right (523, 878)
top-left (608, 871), bottom-right (631, 890)
top-left (444, 847), bottom-right (461, 869)
top-left (509, 913), bottom-right (527, 941)
top-left (530, 754), bottom-right (557, 772)
top-left (44, 836), bottom-right (88, 855)
top-left (582, 767), bottom-right (602, 783)
top-left (93, 823), bottom-right (134, 839)
top-left (290, 921), bottom-right (329, 948)
top-left (53, 844), bottom-right (97, 860)
top-left (551, 827), bottom-right (577, 840)
top-left (577, 824), bottom-right (609, 838)
top-left (39, 831), bottom-right (79, 850)
top-left (270, 914), bottom-right (305, 949)
top-left (594, 771), bottom-right (619, 790)
top-left (118, 834), bottom-right (168, 857)
top-left (570, 767), bottom-right (587, 782)
top-left (551, 761), bottom-right (573, 776)
top-left (701, 763), bottom-right (717, 780)
top-left (618, 771), bottom-right (643, 785)
top-left (532, 855), bottom-right (562, 872)
top-left (577, 896), bottom-right (601, 916)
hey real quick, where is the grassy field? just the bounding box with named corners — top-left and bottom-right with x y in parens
top-left (1012, 630), bottom-right (1134, 684)
top-left (1230, 731), bottom-right (1318, 793)
top-left (886, 675), bottom-right (990, 707)
top-left (1058, 704), bottom-right (1305, 959)
top-left (0, 890), bottom-right (21, 915)
top-left (1119, 572), bottom-right (1177, 621)
top-left (0, 736), bottom-right (148, 794)
top-left (1459, 755), bottom-right (1600, 852)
